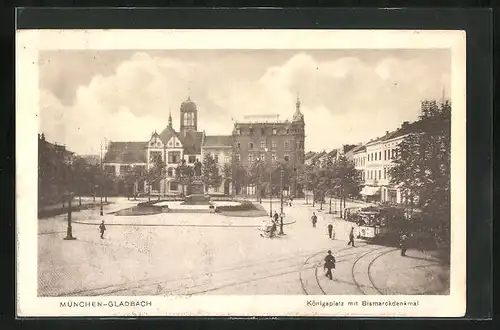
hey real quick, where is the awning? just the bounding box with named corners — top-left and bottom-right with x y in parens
top-left (360, 186), bottom-right (381, 196)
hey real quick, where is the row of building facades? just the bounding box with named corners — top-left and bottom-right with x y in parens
top-left (40, 93), bottom-right (428, 204)
top-left (305, 120), bottom-right (423, 204)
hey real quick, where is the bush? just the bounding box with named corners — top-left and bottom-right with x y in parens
top-left (215, 200), bottom-right (256, 212)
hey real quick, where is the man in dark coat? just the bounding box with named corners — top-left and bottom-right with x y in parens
top-left (400, 233), bottom-right (408, 256)
top-left (324, 250), bottom-right (336, 280)
top-left (311, 212), bottom-right (317, 228)
top-left (273, 211), bottom-right (279, 222)
top-left (327, 223), bottom-right (334, 239)
top-left (99, 220), bottom-right (106, 239)
top-left (347, 227), bottom-right (355, 247)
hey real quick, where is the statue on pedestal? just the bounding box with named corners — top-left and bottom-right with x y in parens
top-left (194, 159), bottom-right (202, 177)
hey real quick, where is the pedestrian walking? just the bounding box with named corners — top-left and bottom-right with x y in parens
top-left (324, 250), bottom-right (336, 280)
top-left (289, 197), bottom-right (293, 207)
top-left (99, 220), bottom-right (106, 239)
top-left (311, 212), bottom-right (318, 228)
top-left (400, 233), bottom-right (408, 256)
top-left (347, 227), bottom-right (355, 247)
top-left (273, 211), bottom-right (279, 222)
top-left (327, 223), bottom-right (334, 239)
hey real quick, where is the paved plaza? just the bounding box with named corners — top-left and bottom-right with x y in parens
top-left (38, 198), bottom-right (450, 297)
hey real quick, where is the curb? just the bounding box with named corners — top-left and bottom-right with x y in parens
top-left (71, 219), bottom-right (297, 228)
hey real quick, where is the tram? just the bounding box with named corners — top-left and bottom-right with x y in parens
top-left (354, 205), bottom-right (421, 244)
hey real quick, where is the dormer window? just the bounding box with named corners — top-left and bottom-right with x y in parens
top-left (273, 128), bottom-right (277, 135)
top-left (235, 128), bottom-right (240, 135)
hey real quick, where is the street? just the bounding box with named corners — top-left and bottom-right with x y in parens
top-left (38, 197), bottom-right (450, 297)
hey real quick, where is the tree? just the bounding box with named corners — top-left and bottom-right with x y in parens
top-left (247, 158), bottom-right (266, 202)
top-left (146, 154), bottom-right (165, 200)
top-left (230, 159), bottom-right (247, 195)
top-left (333, 155), bottom-right (361, 217)
top-left (201, 153), bottom-right (222, 192)
top-left (175, 159), bottom-right (194, 195)
top-left (221, 162), bottom-right (232, 195)
top-left (389, 100), bottom-right (451, 249)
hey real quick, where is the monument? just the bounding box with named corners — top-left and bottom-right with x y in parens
top-left (183, 159), bottom-right (210, 205)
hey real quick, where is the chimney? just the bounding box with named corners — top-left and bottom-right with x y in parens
top-left (401, 121), bottom-right (409, 128)
top-left (386, 131), bottom-right (389, 135)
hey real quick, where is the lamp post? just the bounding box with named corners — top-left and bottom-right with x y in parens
top-left (264, 147), bottom-right (273, 217)
top-left (100, 140), bottom-right (104, 216)
top-left (279, 166), bottom-right (285, 235)
top-left (63, 193), bottom-right (76, 240)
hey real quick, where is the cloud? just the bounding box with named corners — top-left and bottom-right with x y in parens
top-left (39, 50), bottom-right (451, 154)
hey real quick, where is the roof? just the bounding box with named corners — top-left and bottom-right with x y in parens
top-left (104, 142), bottom-right (147, 163)
top-left (308, 151), bottom-right (326, 163)
top-left (343, 144), bottom-right (358, 154)
top-left (351, 144), bottom-right (367, 154)
top-left (179, 131), bottom-right (204, 155)
top-left (158, 126), bottom-right (179, 145)
top-left (304, 151), bottom-right (316, 160)
top-left (326, 149), bottom-right (338, 158)
top-left (203, 135), bottom-right (233, 147)
top-left (366, 121), bottom-right (424, 146)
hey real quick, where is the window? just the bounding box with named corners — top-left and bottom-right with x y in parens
top-left (214, 185), bottom-right (219, 192)
top-left (273, 128), bottom-right (277, 135)
top-left (249, 142), bottom-right (254, 149)
top-left (236, 128), bottom-right (240, 135)
top-left (237, 142), bottom-right (241, 149)
top-left (167, 168), bottom-right (173, 177)
top-left (284, 141), bottom-right (289, 149)
top-left (260, 153), bottom-right (266, 162)
top-left (188, 155), bottom-right (196, 163)
top-left (235, 154), bottom-right (240, 162)
top-left (150, 151), bottom-right (162, 162)
top-left (286, 129), bottom-right (290, 134)
top-left (260, 139), bottom-right (266, 149)
top-left (261, 128), bottom-right (265, 135)
top-left (379, 170), bottom-right (381, 179)
top-left (168, 151), bottom-right (181, 163)
top-left (272, 153), bottom-right (277, 161)
top-left (248, 153), bottom-right (254, 162)
top-left (379, 152), bottom-right (382, 160)
top-left (384, 168), bottom-right (387, 179)
top-left (170, 181), bottom-right (178, 191)
top-left (225, 155), bottom-right (230, 163)
top-left (271, 140), bottom-right (277, 149)
top-left (214, 154), bottom-right (219, 163)
top-left (284, 153), bottom-right (290, 162)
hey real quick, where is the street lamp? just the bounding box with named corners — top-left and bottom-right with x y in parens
top-left (279, 166), bottom-right (285, 235)
top-left (63, 192), bottom-right (76, 240)
top-left (264, 147), bottom-right (272, 217)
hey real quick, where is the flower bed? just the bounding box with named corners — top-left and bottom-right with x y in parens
top-left (214, 200), bottom-right (257, 212)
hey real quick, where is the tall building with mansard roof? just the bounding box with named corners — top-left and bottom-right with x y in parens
top-left (231, 96), bottom-right (306, 197)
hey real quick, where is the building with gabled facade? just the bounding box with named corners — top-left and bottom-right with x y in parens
top-left (103, 96), bottom-right (231, 196)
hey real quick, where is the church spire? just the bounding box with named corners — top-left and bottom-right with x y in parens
top-left (168, 111), bottom-right (173, 128)
top-left (296, 92), bottom-right (301, 111)
top-left (293, 93), bottom-right (304, 123)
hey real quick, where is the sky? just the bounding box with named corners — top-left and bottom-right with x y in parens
top-left (39, 49), bottom-right (451, 155)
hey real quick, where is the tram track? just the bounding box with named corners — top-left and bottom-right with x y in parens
top-left (300, 243), bottom-right (372, 295)
top-left (351, 247), bottom-right (398, 295)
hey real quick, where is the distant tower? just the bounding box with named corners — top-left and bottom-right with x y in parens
top-left (180, 94), bottom-right (198, 136)
top-left (292, 94), bottom-right (305, 164)
top-left (168, 111), bottom-right (173, 128)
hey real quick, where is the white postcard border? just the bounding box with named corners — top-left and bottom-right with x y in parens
top-left (16, 29), bottom-right (466, 317)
